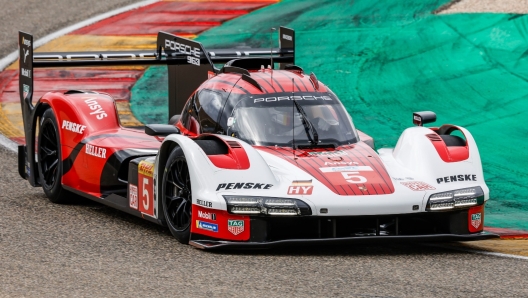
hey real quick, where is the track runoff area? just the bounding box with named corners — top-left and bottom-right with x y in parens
top-left (0, 0), bottom-right (527, 258)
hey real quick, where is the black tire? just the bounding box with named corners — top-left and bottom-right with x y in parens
top-left (162, 147), bottom-right (192, 244)
top-left (37, 108), bottom-right (72, 204)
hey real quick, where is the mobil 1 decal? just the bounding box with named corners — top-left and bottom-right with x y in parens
top-left (191, 206), bottom-right (250, 240)
top-left (138, 160), bottom-right (155, 217)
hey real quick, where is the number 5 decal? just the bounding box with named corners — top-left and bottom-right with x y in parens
top-left (342, 171), bottom-right (367, 183)
top-left (138, 160), bottom-right (155, 217)
top-left (142, 177), bottom-right (149, 210)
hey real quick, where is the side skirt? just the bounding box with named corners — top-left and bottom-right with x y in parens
top-left (63, 185), bottom-right (162, 225)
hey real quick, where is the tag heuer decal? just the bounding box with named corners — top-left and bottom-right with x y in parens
top-left (23, 84), bottom-right (30, 99)
top-left (228, 219), bottom-right (244, 235)
top-left (471, 213), bottom-right (482, 229)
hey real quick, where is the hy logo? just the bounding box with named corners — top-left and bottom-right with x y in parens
top-left (471, 213), bottom-right (482, 229)
top-left (227, 219), bottom-right (244, 236)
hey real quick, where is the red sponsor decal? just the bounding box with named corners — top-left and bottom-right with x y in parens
top-left (400, 181), bottom-right (436, 191)
top-left (138, 160), bottom-right (154, 177)
top-left (340, 171), bottom-right (367, 183)
top-left (138, 160), bottom-right (154, 217)
top-left (468, 205), bottom-right (484, 233)
top-left (321, 171), bottom-right (381, 185)
top-left (191, 206), bottom-right (250, 241)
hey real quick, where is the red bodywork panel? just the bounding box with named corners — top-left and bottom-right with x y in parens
top-left (199, 69), bottom-right (328, 94)
top-left (205, 138), bottom-right (250, 170)
top-left (61, 129), bottom-right (160, 198)
top-left (40, 92), bottom-right (161, 198)
top-left (468, 205), bottom-right (484, 233)
top-left (137, 159), bottom-right (155, 217)
top-left (191, 205), bottom-right (250, 241)
top-left (256, 142), bottom-right (395, 196)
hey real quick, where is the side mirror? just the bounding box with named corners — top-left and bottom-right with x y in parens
top-left (145, 124), bottom-right (180, 136)
top-left (413, 111), bottom-right (436, 126)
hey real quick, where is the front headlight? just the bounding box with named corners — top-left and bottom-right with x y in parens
top-left (426, 186), bottom-right (484, 211)
top-left (223, 196), bottom-right (312, 216)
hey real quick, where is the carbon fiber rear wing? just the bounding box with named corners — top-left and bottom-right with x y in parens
top-left (17, 28), bottom-right (294, 185)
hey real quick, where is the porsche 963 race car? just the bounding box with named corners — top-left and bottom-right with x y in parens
top-left (16, 28), bottom-right (497, 249)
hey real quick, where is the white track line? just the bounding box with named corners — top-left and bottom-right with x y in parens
top-left (0, 0), bottom-right (159, 151)
top-left (427, 243), bottom-right (528, 261)
top-left (0, 133), bottom-right (17, 152)
top-left (0, 0), bottom-right (158, 71)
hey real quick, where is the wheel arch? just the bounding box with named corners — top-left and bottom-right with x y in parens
top-left (391, 126), bottom-right (487, 199)
top-left (154, 135), bottom-right (226, 224)
top-left (38, 92), bottom-right (121, 149)
top-left (154, 134), bottom-right (279, 221)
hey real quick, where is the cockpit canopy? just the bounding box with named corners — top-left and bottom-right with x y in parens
top-left (180, 87), bottom-right (358, 147)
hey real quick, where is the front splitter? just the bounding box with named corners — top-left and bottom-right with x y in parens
top-left (189, 232), bottom-right (499, 250)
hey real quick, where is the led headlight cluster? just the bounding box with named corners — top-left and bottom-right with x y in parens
top-left (426, 186), bottom-right (484, 211)
top-left (223, 196), bottom-right (312, 216)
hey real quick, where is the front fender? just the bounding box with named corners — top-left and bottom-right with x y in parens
top-left (39, 92), bottom-right (120, 150)
top-left (384, 126), bottom-right (488, 201)
top-left (155, 135), bottom-right (278, 216)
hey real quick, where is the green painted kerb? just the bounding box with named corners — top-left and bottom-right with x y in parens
top-left (131, 0), bottom-right (528, 230)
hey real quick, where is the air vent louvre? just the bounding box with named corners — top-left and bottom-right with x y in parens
top-left (426, 133), bottom-right (442, 142)
top-left (227, 141), bottom-right (241, 148)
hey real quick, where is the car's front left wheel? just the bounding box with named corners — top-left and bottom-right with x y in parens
top-left (37, 108), bottom-right (73, 204)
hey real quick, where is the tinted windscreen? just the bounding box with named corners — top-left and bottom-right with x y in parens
top-left (221, 92), bottom-right (358, 147)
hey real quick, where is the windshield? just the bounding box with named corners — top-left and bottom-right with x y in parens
top-left (223, 92), bottom-right (358, 147)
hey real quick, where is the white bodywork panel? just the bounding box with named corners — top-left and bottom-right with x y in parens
top-left (155, 126), bottom-right (488, 218)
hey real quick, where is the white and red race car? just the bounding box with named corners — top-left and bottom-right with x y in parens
top-left (17, 28), bottom-right (497, 249)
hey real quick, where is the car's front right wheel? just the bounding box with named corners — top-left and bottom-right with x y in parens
top-left (161, 147), bottom-right (192, 244)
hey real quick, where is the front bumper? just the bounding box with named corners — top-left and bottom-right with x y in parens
top-left (189, 207), bottom-right (497, 250)
top-left (189, 232), bottom-right (498, 250)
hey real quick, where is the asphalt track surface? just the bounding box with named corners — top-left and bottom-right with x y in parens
top-left (0, 1), bottom-right (527, 297)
